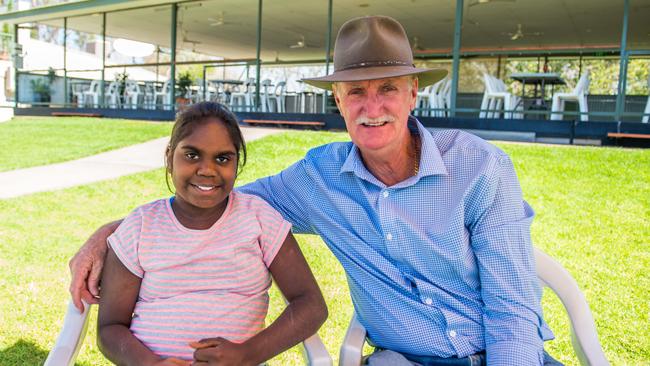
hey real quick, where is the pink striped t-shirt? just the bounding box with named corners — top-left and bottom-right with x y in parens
top-left (107, 191), bottom-right (291, 360)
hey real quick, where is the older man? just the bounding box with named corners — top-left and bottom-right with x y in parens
top-left (70, 16), bottom-right (559, 366)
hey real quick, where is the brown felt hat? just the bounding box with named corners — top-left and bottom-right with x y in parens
top-left (302, 15), bottom-right (447, 90)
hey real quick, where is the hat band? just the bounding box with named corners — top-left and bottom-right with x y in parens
top-left (337, 60), bottom-right (414, 72)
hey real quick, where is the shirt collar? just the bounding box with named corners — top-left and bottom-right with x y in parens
top-left (340, 116), bottom-right (448, 179)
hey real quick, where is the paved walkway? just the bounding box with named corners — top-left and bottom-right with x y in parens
top-left (0, 126), bottom-right (284, 199)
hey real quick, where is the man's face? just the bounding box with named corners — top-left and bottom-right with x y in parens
top-left (333, 76), bottom-right (418, 155)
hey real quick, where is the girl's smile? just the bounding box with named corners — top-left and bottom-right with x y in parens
top-left (169, 117), bottom-right (238, 229)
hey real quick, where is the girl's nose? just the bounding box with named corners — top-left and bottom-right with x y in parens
top-left (197, 160), bottom-right (217, 176)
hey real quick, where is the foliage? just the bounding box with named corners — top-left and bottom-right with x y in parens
top-left (175, 70), bottom-right (193, 98)
top-left (0, 116), bottom-right (172, 172)
top-left (0, 124), bottom-right (648, 365)
top-left (114, 71), bottom-right (129, 98)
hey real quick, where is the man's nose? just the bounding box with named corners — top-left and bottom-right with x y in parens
top-left (363, 93), bottom-right (383, 117)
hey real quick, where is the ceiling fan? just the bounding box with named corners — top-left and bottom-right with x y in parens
top-left (468, 0), bottom-right (516, 7)
top-left (208, 11), bottom-right (241, 27)
top-left (503, 23), bottom-right (543, 40)
top-left (289, 35), bottom-right (316, 49)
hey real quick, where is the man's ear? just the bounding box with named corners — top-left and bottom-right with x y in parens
top-left (409, 77), bottom-right (419, 111)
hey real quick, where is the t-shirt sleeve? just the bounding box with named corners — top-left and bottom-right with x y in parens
top-left (107, 209), bottom-right (144, 278)
top-left (255, 198), bottom-right (292, 268)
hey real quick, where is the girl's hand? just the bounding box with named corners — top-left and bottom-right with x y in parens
top-left (190, 338), bottom-right (254, 366)
top-left (153, 357), bottom-right (191, 366)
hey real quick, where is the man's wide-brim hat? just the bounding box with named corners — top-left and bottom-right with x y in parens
top-left (302, 15), bottom-right (447, 90)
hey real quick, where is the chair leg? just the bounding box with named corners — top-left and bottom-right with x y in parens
top-left (579, 95), bottom-right (589, 122)
top-left (551, 96), bottom-right (562, 120)
top-left (479, 94), bottom-right (490, 118)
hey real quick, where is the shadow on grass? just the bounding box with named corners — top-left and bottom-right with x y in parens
top-left (0, 339), bottom-right (93, 366)
top-left (0, 339), bottom-right (49, 366)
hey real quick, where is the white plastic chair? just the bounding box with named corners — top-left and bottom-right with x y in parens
top-left (123, 80), bottom-right (142, 109)
top-left (551, 71), bottom-right (590, 121)
top-left (268, 81), bottom-right (287, 113)
top-left (425, 78), bottom-right (446, 117)
top-left (260, 78), bottom-right (273, 112)
top-left (339, 247), bottom-right (609, 366)
top-left (436, 78), bottom-right (452, 117)
top-left (71, 83), bottom-right (86, 107)
top-left (82, 80), bottom-right (100, 108)
top-left (642, 75), bottom-right (649, 123)
top-left (104, 81), bottom-right (121, 108)
top-left (479, 74), bottom-right (521, 119)
top-left (153, 80), bottom-right (172, 110)
top-left (230, 77), bottom-right (256, 112)
top-left (415, 85), bottom-right (432, 116)
top-left (45, 300), bottom-right (332, 366)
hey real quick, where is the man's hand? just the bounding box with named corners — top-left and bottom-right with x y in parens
top-left (68, 220), bottom-right (121, 312)
top-left (190, 338), bottom-right (254, 366)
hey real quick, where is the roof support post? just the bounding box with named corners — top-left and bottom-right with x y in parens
top-left (101, 12), bottom-right (105, 108)
top-left (63, 17), bottom-right (68, 106)
top-left (615, 0), bottom-right (630, 121)
top-left (13, 23), bottom-right (18, 108)
top-left (322, 0), bottom-right (333, 113)
top-left (255, 0), bottom-right (262, 112)
top-left (170, 3), bottom-right (177, 114)
top-left (449, 0), bottom-right (464, 117)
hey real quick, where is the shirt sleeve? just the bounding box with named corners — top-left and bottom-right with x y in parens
top-left (469, 154), bottom-right (545, 366)
top-left (238, 159), bottom-right (316, 234)
top-left (254, 198), bottom-right (293, 268)
top-left (107, 209), bottom-right (144, 278)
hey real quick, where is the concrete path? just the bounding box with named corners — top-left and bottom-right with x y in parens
top-left (0, 126), bottom-right (284, 199)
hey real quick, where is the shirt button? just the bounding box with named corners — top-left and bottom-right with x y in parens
top-left (424, 297), bottom-right (433, 305)
top-left (386, 233), bottom-right (393, 241)
top-left (449, 330), bottom-right (457, 338)
top-left (382, 191), bottom-right (389, 198)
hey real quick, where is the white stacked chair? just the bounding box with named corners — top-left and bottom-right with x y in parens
top-left (82, 80), bottom-right (100, 108)
top-left (642, 75), bottom-right (649, 123)
top-left (551, 71), bottom-right (590, 121)
top-left (123, 80), bottom-right (142, 109)
top-left (153, 80), bottom-right (172, 110)
top-left (230, 77), bottom-right (256, 112)
top-left (479, 74), bottom-right (521, 119)
top-left (104, 81), bottom-right (121, 108)
top-left (415, 85), bottom-right (432, 116)
top-left (268, 81), bottom-right (287, 113)
top-left (259, 79), bottom-right (273, 112)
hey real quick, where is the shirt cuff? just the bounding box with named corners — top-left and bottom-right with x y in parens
top-left (486, 341), bottom-right (544, 366)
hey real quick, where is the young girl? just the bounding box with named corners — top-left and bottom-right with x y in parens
top-left (97, 102), bottom-right (327, 366)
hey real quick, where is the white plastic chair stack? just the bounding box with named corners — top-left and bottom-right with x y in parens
top-left (123, 80), bottom-right (142, 109)
top-left (642, 75), bottom-right (649, 123)
top-left (153, 80), bottom-right (172, 110)
top-left (104, 81), bottom-right (121, 108)
top-left (551, 71), bottom-right (590, 121)
top-left (436, 78), bottom-right (452, 117)
top-left (82, 80), bottom-right (100, 108)
top-left (479, 74), bottom-right (520, 119)
top-left (230, 77), bottom-right (256, 112)
top-left (45, 301), bottom-right (332, 366)
top-left (259, 79), bottom-right (273, 112)
top-left (268, 81), bottom-right (287, 113)
top-left (71, 83), bottom-right (85, 107)
top-left (415, 85), bottom-right (432, 116)
top-left (339, 247), bottom-right (609, 366)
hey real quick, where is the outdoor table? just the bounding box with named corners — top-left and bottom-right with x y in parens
top-left (510, 72), bottom-right (565, 118)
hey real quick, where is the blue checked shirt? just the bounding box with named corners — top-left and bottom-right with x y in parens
top-left (239, 117), bottom-right (554, 365)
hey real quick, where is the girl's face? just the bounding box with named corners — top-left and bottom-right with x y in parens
top-left (170, 117), bottom-right (237, 214)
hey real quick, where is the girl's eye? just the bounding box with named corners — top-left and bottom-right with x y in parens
top-left (216, 156), bottom-right (230, 164)
top-left (184, 152), bottom-right (199, 160)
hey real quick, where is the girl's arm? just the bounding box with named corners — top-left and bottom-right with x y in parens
top-left (191, 232), bottom-right (328, 365)
top-left (98, 248), bottom-right (177, 366)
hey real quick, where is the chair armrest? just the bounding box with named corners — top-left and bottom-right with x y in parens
top-left (301, 333), bottom-right (333, 366)
top-left (44, 301), bottom-right (92, 366)
top-left (339, 312), bottom-right (367, 366)
top-left (534, 249), bottom-right (609, 366)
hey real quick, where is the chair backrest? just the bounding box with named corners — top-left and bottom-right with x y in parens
top-left (483, 73), bottom-right (495, 93)
top-left (339, 247), bottom-right (609, 366)
top-left (88, 80), bottom-right (99, 93)
top-left (274, 81), bottom-right (287, 96)
top-left (125, 80), bottom-right (141, 95)
top-left (106, 81), bottom-right (119, 95)
top-left (574, 71), bottom-right (590, 95)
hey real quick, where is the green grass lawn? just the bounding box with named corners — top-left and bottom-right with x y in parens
top-left (0, 129), bottom-right (648, 365)
top-left (0, 116), bottom-right (172, 172)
